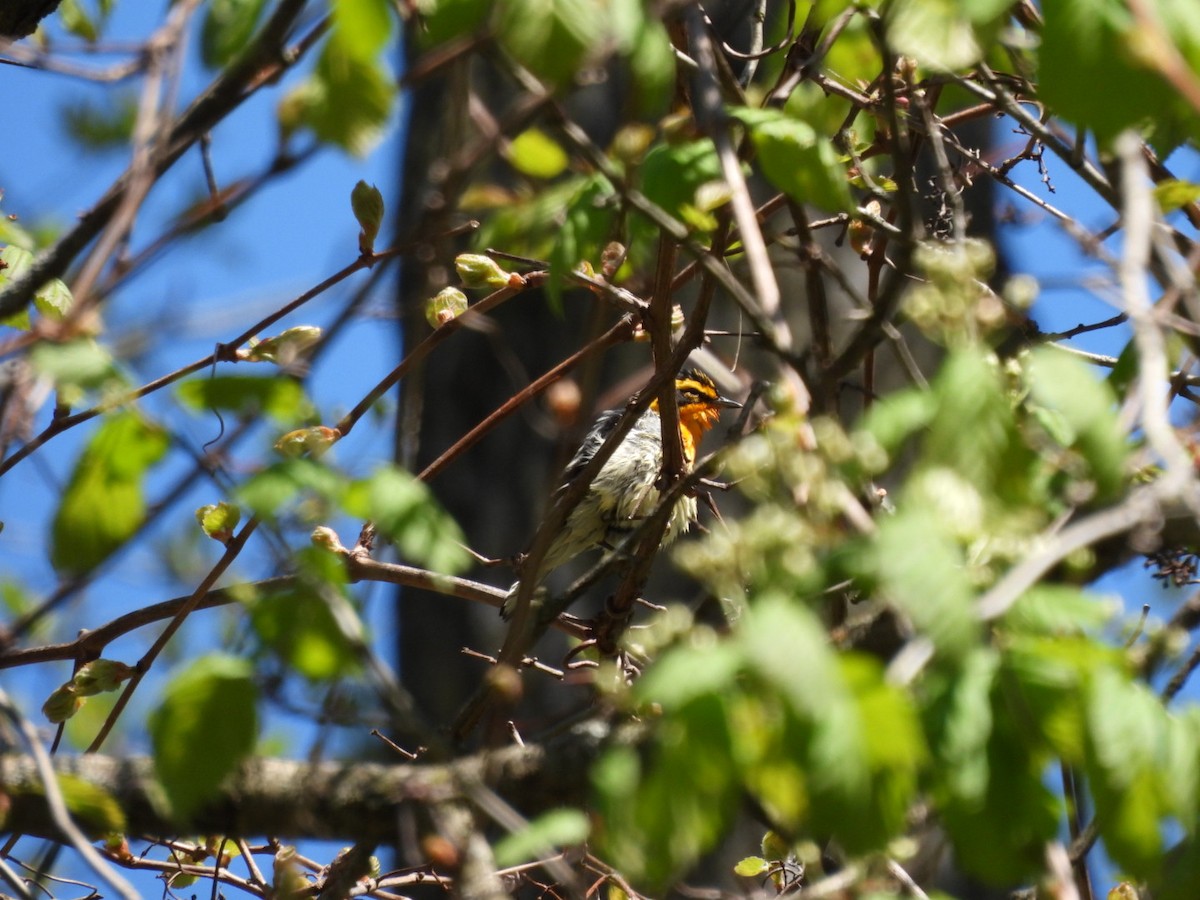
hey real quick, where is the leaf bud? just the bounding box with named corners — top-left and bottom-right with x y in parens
top-left (195, 502), bottom-right (241, 543)
top-left (275, 425), bottom-right (340, 459)
top-left (425, 287), bottom-right (468, 328)
top-left (351, 181), bottom-right (385, 254)
top-left (311, 526), bottom-right (347, 554)
top-left (72, 659), bottom-right (134, 696)
top-left (238, 326), bottom-right (322, 365)
top-left (455, 253), bottom-right (511, 290)
top-left (42, 684), bottom-right (84, 723)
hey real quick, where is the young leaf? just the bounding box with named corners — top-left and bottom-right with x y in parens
top-left (507, 127), bottom-right (569, 180)
top-left (332, 0), bottom-right (392, 62)
top-left (493, 808), bottom-right (590, 867)
top-left (176, 375), bottom-right (315, 425)
top-left (548, 173), bottom-right (616, 306)
top-left (195, 502), bottom-right (241, 543)
top-left (150, 655), bottom-right (258, 821)
top-left (730, 107), bottom-right (853, 212)
top-left (342, 466), bottom-right (469, 573)
top-left (235, 458), bottom-right (346, 519)
top-left (1027, 347), bottom-right (1129, 500)
top-left (250, 584), bottom-right (358, 681)
top-left (284, 42), bottom-right (395, 156)
top-left (51, 412), bottom-right (169, 576)
top-left (494, 0), bottom-right (604, 87)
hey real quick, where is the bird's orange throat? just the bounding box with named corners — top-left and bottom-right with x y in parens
top-left (678, 404), bottom-right (721, 467)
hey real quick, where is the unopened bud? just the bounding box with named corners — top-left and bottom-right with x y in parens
top-left (351, 181), bottom-right (385, 254)
top-left (455, 254), bottom-right (511, 290)
top-left (275, 425), bottom-right (339, 458)
top-left (601, 242), bottom-right (627, 280)
top-left (311, 526), bottom-right (346, 553)
top-left (42, 684), bottom-right (84, 723)
top-left (72, 659), bottom-right (134, 696)
top-left (238, 326), bottom-right (322, 365)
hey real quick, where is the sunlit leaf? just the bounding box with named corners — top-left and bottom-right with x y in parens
top-left (1027, 347), bottom-right (1128, 500)
top-left (731, 108), bottom-right (853, 212)
top-left (494, 0), bottom-right (604, 86)
top-left (508, 127), bottom-right (569, 180)
top-left (51, 412), bottom-right (169, 575)
top-left (285, 42), bottom-right (395, 156)
top-left (235, 459), bottom-right (346, 519)
top-left (342, 466), bottom-right (469, 573)
top-left (251, 584), bottom-right (358, 681)
top-left (150, 655), bottom-right (258, 821)
top-left (176, 375), bottom-right (315, 425)
top-left (332, 0), bottom-right (391, 61)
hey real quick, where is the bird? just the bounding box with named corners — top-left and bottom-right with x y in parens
top-left (501, 368), bottom-right (740, 619)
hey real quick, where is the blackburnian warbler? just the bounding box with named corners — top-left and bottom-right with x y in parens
top-left (501, 368), bottom-right (739, 619)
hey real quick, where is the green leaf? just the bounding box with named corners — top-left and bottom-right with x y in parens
top-left (58, 0), bottom-right (100, 41)
top-left (596, 692), bottom-right (740, 888)
top-left (34, 278), bottom-right (73, 320)
top-left (29, 339), bottom-right (124, 406)
top-left (51, 412), bottom-right (168, 575)
top-left (639, 139), bottom-right (722, 224)
top-left (940, 713), bottom-right (1060, 884)
top-left (1002, 585), bottom-right (1118, 635)
top-left (636, 641), bottom-right (743, 710)
top-left (53, 773), bottom-right (128, 835)
top-left (886, 0), bottom-right (1006, 71)
top-left (201, 0), bottom-right (267, 69)
top-left (0, 246), bottom-right (34, 328)
top-left (733, 856), bottom-right (769, 877)
top-left (342, 467), bottom-right (469, 573)
top-left (874, 507), bottom-right (978, 657)
top-left (508, 127), bottom-right (569, 180)
top-left (922, 649), bottom-right (998, 803)
top-left (286, 42), bottom-right (395, 156)
top-left (494, 0), bottom-right (604, 86)
top-left (548, 173), bottom-right (616, 306)
top-left (859, 387), bottom-right (937, 456)
top-left (493, 809), bottom-right (590, 867)
top-left (1086, 663), bottom-right (1163, 771)
top-left (417, 0), bottom-right (492, 46)
top-left (1027, 347), bottom-right (1128, 500)
top-left (150, 655), bottom-right (258, 821)
top-left (622, 14), bottom-right (673, 117)
top-left (332, 0), bottom-right (392, 62)
top-left (1154, 178), bottom-right (1200, 213)
top-left (730, 108), bottom-right (853, 212)
top-left (235, 459), bottom-right (346, 519)
top-left (62, 93), bottom-right (138, 151)
top-left (195, 502), bottom-right (241, 542)
top-left (1040, 0), bottom-right (1180, 143)
top-left (250, 584), bottom-right (358, 681)
top-left (176, 375), bottom-right (315, 425)
top-left (740, 596), bottom-right (841, 717)
top-left (924, 349), bottom-right (1012, 490)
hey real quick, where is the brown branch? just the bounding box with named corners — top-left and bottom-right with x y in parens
top-left (0, 721), bottom-right (635, 842)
